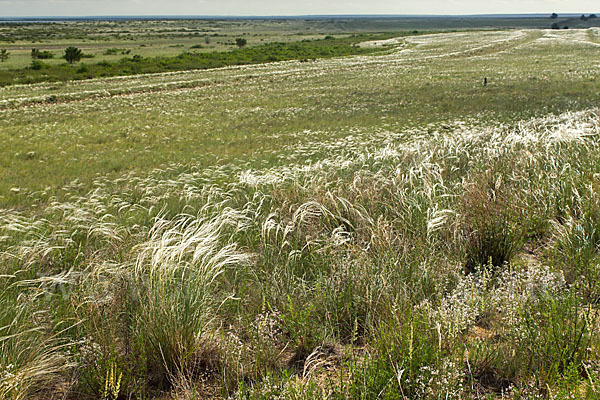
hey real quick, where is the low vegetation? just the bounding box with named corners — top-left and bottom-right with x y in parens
top-left (0, 35), bottom-right (395, 86)
top-left (31, 48), bottom-right (54, 60)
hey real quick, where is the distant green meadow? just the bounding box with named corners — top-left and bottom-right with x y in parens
top-left (2, 25), bottom-right (600, 399)
top-left (0, 35), bottom-right (398, 86)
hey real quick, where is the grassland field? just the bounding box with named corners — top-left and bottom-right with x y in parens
top-left (0, 19), bottom-right (352, 70)
top-left (2, 18), bottom-right (600, 399)
top-left (0, 18), bottom-right (459, 71)
top-left (1, 17), bottom-right (599, 71)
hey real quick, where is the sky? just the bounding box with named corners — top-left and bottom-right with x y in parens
top-left (0, 0), bottom-right (598, 17)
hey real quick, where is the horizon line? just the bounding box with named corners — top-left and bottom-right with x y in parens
top-left (1, 13), bottom-right (598, 19)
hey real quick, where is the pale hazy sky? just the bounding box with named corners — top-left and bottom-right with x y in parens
top-left (1, 0), bottom-right (598, 17)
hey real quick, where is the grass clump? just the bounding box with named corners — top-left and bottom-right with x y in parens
top-left (460, 173), bottom-right (525, 274)
top-left (0, 290), bottom-right (69, 400)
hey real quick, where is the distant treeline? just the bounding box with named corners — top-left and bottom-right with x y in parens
top-left (0, 34), bottom-right (401, 86)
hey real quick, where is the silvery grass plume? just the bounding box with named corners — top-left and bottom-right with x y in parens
top-left (0, 290), bottom-right (72, 400)
top-left (132, 209), bottom-right (253, 383)
top-left (260, 193), bottom-right (374, 260)
top-left (135, 207), bottom-right (252, 277)
top-left (0, 194), bottom-right (127, 276)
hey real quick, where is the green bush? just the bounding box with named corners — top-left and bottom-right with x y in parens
top-left (77, 63), bottom-right (89, 73)
top-left (29, 60), bottom-right (47, 70)
top-left (31, 48), bottom-right (54, 59)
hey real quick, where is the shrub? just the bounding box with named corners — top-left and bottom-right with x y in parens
top-left (235, 38), bottom-right (247, 48)
top-left (31, 48), bottom-right (53, 59)
top-left (103, 49), bottom-right (130, 56)
top-left (29, 60), bottom-right (46, 70)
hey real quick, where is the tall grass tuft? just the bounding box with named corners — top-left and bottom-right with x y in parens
top-left (460, 173), bottom-right (524, 274)
top-left (0, 291), bottom-right (70, 400)
top-left (132, 212), bottom-right (252, 388)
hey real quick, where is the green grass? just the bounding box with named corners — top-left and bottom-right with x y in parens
top-left (2, 27), bottom-right (600, 399)
top-left (2, 30), bottom-right (600, 208)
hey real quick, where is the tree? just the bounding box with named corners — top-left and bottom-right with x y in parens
top-left (204, 35), bottom-right (211, 45)
top-left (0, 49), bottom-right (8, 62)
top-left (590, 14), bottom-right (598, 19)
top-left (235, 38), bottom-right (247, 48)
top-left (64, 46), bottom-right (83, 64)
top-left (550, 12), bottom-right (558, 19)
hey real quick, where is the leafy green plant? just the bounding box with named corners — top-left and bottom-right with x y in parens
top-left (279, 300), bottom-right (320, 369)
top-left (348, 307), bottom-right (453, 399)
top-left (29, 60), bottom-right (47, 70)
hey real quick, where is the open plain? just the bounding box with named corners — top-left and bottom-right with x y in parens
top-left (2, 23), bottom-right (600, 399)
